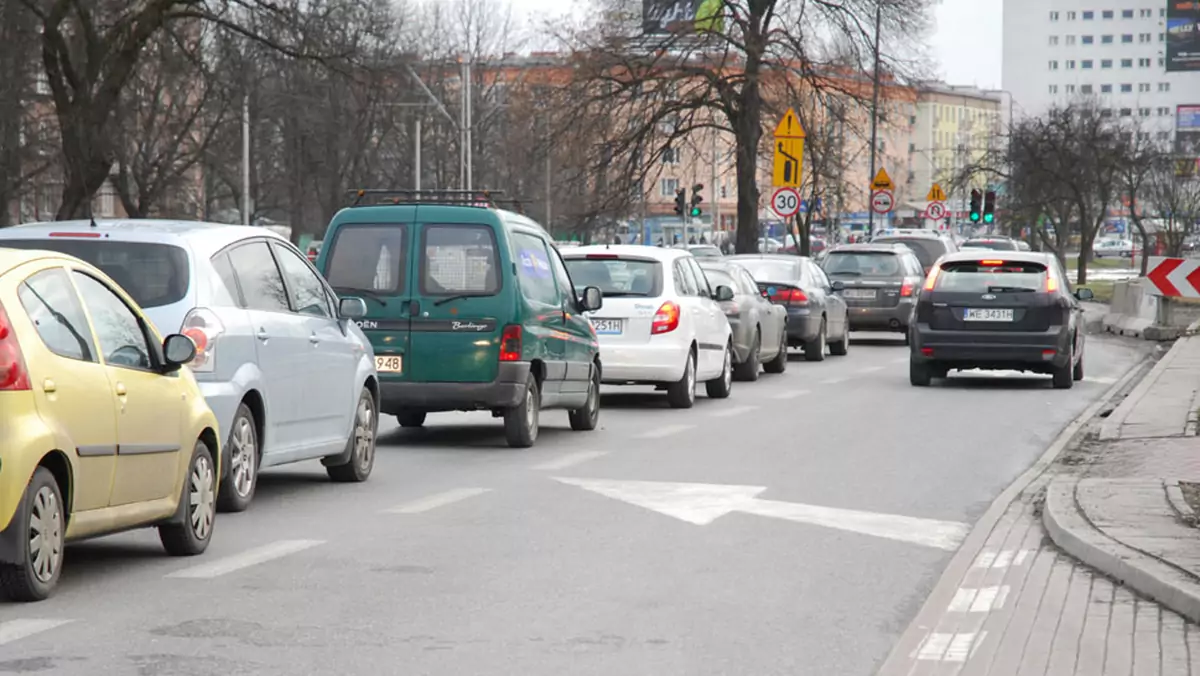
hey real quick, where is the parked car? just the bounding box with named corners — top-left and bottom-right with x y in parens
top-left (0, 220), bottom-right (381, 513)
top-left (870, 231), bottom-right (959, 276)
top-left (0, 248), bottom-right (220, 601)
top-left (316, 193), bottom-right (604, 448)
top-left (908, 251), bottom-right (1090, 388)
top-left (821, 243), bottom-right (925, 342)
top-left (562, 245), bottom-right (734, 408)
top-left (1093, 238), bottom-right (1133, 258)
top-left (961, 237), bottom-right (1021, 251)
top-left (697, 260), bottom-right (788, 380)
top-left (682, 244), bottom-right (724, 259)
top-left (728, 254), bottom-right (850, 361)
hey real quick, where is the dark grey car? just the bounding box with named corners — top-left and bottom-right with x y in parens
top-left (698, 261), bottom-right (788, 380)
top-left (821, 243), bottom-right (925, 342)
top-left (728, 254), bottom-right (850, 362)
top-left (871, 232), bottom-right (958, 276)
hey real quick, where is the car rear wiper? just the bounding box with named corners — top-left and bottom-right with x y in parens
top-left (433, 292), bottom-right (493, 306)
top-left (599, 291), bottom-right (647, 297)
top-left (831, 271), bottom-right (861, 276)
top-left (987, 286), bottom-right (1037, 293)
top-left (332, 286), bottom-right (388, 306)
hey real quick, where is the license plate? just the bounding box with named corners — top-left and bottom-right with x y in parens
top-left (375, 355), bottom-right (403, 372)
top-left (963, 308), bottom-right (1014, 322)
top-left (592, 319), bottom-right (623, 335)
top-left (844, 289), bottom-right (877, 299)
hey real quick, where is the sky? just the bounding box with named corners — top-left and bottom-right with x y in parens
top-left (507, 0), bottom-right (1004, 89)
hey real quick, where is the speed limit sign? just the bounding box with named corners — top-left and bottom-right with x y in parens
top-left (771, 187), bottom-right (801, 217)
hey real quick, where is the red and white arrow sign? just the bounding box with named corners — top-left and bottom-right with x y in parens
top-left (1146, 257), bottom-right (1200, 298)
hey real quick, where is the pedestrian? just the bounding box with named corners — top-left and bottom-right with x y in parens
top-left (700, 234), bottom-right (708, 244)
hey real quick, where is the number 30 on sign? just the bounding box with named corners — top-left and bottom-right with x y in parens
top-left (771, 187), bottom-right (801, 218)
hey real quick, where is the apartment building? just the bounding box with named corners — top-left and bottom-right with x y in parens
top-left (908, 83), bottom-right (1003, 217)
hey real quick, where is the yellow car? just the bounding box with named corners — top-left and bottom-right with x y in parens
top-left (0, 248), bottom-right (221, 602)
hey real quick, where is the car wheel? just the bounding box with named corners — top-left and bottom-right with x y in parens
top-left (763, 328), bottom-right (788, 374)
top-left (0, 468), bottom-right (65, 602)
top-left (397, 410), bottom-right (427, 428)
top-left (159, 440), bottom-right (216, 556)
top-left (910, 359), bottom-right (933, 387)
top-left (829, 322), bottom-right (850, 356)
top-left (706, 343), bottom-right (734, 399)
top-left (734, 331), bottom-right (761, 381)
top-left (327, 388), bottom-right (379, 481)
top-left (1073, 348), bottom-right (1085, 382)
top-left (568, 365), bottom-right (601, 432)
top-left (804, 317), bottom-right (827, 362)
top-left (1052, 347), bottom-right (1075, 390)
top-left (902, 330), bottom-right (911, 346)
top-left (504, 374), bottom-right (540, 447)
top-left (217, 404), bottom-right (257, 513)
top-left (666, 349), bottom-right (697, 409)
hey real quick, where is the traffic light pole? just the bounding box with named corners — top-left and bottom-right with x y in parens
top-left (865, 3), bottom-right (883, 237)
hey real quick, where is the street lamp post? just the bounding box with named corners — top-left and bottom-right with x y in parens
top-left (866, 3), bottom-right (883, 237)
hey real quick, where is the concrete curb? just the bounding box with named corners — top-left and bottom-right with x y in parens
top-left (1043, 478), bottom-right (1200, 623)
top-left (1098, 338), bottom-right (1183, 441)
top-left (1165, 479), bottom-right (1198, 526)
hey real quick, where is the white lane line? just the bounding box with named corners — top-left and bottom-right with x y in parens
top-left (166, 540), bottom-right (324, 579)
top-left (1087, 376), bottom-right (1118, 384)
top-left (712, 405), bottom-right (758, 418)
top-left (0, 619), bottom-right (73, 646)
top-left (947, 586), bottom-right (1010, 613)
top-left (858, 366), bottom-right (885, 374)
top-left (891, 357), bottom-right (909, 364)
top-left (532, 451), bottom-right (608, 471)
top-left (636, 424), bottom-right (694, 439)
top-left (913, 632), bottom-right (986, 662)
top-left (772, 389), bottom-right (811, 400)
top-left (384, 488), bottom-right (492, 514)
top-left (820, 377), bottom-right (849, 385)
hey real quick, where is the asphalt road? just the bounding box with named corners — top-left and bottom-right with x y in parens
top-left (0, 331), bottom-right (1152, 676)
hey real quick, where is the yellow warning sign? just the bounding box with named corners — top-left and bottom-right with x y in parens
top-left (871, 168), bottom-right (894, 192)
top-left (926, 183), bottom-right (947, 202)
top-left (773, 108), bottom-right (806, 139)
top-left (773, 137), bottom-right (805, 188)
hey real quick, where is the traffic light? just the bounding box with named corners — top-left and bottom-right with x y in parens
top-left (983, 190), bottom-right (997, 224)
top-left (689, 183), bottom-right (704, 217)
top-left (969, 189), bottom-right (982, 223)
top-left (673, 188), bottom-right (686, 216)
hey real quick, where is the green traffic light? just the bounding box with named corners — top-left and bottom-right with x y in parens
top-left (691, 207), bottom-right (701, 217)
top-left (983, 213), bottom-right (994, 224)
top-left (970, 213), bottom-right (981, 223)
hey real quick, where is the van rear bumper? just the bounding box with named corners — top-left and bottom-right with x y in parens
top-left (379, 362), bottom-right (531, 413)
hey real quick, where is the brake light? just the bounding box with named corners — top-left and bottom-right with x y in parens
top-left (585, 254), bottom-right (619, 259)
top-left (0, 302), bottom-right (31, 391)
top-left (652, 301), bottom-right (681, 334)
top-left (981, 260), bottom-right (1004, 266)
top-left (923, 266), bottom-right (941, 291)
top-left (900, 281), bottom-right (915, 297)
top-left (49, 232), bottom-right (102, 238)
top-left (770, 288), bottom-right (808, 304)
top-left (180, 308), bottom-right (224, 373)
top-left (499, 324), bottom-right (522, 361)
top-left (1045, 272), bottom-right (1059, 292)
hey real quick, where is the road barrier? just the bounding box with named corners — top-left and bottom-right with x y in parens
top-left (1102, 279), bottom-right (1200, 340)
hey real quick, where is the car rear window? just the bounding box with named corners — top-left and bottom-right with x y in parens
top-left (873, 238), bottom-right (947, 269)
top-left (689, 245), bottom-right (723, 258)
top-left (700, 268), bottom-right (737, 290)
top-left (823, 251), bottom-right (901, 277)
top-left (732, 259), bottom-right (799, 283)
top-left (562, 256), bottom-right (663, 297)
top-left (935, 260), bottom-right (1048, 293)
top-left (420, 224), bottom-right (500, 296)
top-left (0, 238), bottom-right (189, 308)
top-left (963, 239), bottom-right (1019, 251)
top-left (323, 224), bottom-right (407, 295)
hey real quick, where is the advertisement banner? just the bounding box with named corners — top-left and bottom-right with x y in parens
top-left (1178, 105), bottom-right (1200, 176)
top-left (1166, 1), bottom-right (1200, 72)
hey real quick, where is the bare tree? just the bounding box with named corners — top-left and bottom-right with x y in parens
top-left (1143, 155), bottom-right (1200, 257)
top-left (0, 2), bottom-right (55, 226)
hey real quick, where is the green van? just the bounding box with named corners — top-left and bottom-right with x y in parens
top-left (314, 193), bottom-right (604, 448)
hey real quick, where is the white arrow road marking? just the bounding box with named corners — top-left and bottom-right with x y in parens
top-left (0, 619), bottom-right (73, 646)
top-left (772, 389), bottom-right (811, 400)
top-left (384, 488), bottom-right (491, 514)
top-left (554, 478), bottom-right (968, 550)
top-left (167, 540), bottom-right (324, 579)
top-left (533, 451), bottom-right (608, 471)
top-left (712, 405), bottom-right (758, 418)
top-left (820, 377), bottom-right (849, 385)
top-left (635, 424), bottom-right (694, 439)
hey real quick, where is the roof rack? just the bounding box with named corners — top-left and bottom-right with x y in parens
top-left (345, 189), bottom-right (528, 214)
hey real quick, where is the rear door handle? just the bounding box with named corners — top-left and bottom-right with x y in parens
top-left (115, 382), bottom-right (127, 396)
top-left (256, 328), bottom-right (269, 341)
top-left (43, 378), bottom-right (56, 393)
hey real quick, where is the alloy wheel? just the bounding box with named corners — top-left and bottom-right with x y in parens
top-left (189, 455), bottom-right (215, 541)
top-left (356, 395), bottom-right (375, 470)
top-left (28, 486), bottom-right (63, 584)
top-left (230, 417), bottom-right (256, 498)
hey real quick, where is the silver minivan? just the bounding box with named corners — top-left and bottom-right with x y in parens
top-left (0, 220), bottom-right (380, 512)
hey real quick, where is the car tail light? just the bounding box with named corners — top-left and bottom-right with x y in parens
top-left (770, 288), bottom-right (808, 305)
top-left (981, 260), bottom-right (1004, 266)
top-left (49, 232), bottom-right (102, 238)
top-left (0, 302), bottom-right (31, 391)
top-left (923, 266), bottom-right (941, 291)
top-left (1045, 272), bottom-right (1059, 292)
top-left (180, 308), bottom-right (224, 373)
top-left (499, 324), bottom-right (522, 361)
top-left (900, 281), bottom-right (915, 297)
top-left (920, 347), bottom-right (933, 356)
top-left (720, 301), bottom-right (740, 317)
top-left (1042, 349), bottom-right (1056, 360)
top-left (586, 254), bottom-right (619, 260)
top-left (652, 301), bottom-right (681, 334)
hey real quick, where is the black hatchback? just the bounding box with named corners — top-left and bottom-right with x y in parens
top-left (908, 251), bottom-right (1093, 388)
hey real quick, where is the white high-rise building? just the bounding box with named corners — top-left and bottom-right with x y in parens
top-left (1002, 0), bottom-right (1196, 142)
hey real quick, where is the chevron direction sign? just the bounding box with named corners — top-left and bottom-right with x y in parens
top-left (1146, 257), bottom-right (1200, 298)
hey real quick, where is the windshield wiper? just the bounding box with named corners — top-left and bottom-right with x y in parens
top-left (433, 292), bottom-right (493, 306)
top-left (332, 286), bottom-right (388, 306)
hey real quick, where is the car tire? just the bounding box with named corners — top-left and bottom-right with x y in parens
top-left (568, 365), bottom-right (601, 432)
top-left (829, 323), bottom-right (850, 356)
top-left (1052, 350), bottom-right (1075, 390)
top-left (910, 359), bottom-right (933, 387)
top-left (705, 343), bottom-right (734, 399)
top-left (1073, 343), bottom-right (1085, 382)
top-left (734, 331), bottom-right (761, 381)
top-left (763, 329), bottom-right (788, 374)
top-left (804, 317), bottom-right (827, 362)
top-left (902, 330), bottom-right (911, 346)
top-left (216, 403), bottom-right (257, 514)
top-left (327, 388), bottom-right (379, 482)
top-left (159, 440), bottom-right (216, 557)
top-left (666, 350), bottom-right (697, 409)
top-left (397, 410), bottom-right (427, 428)
top-left (0, 467), bottom-right (65, 602)
top-left (504, 374), bottom-right (540, 447)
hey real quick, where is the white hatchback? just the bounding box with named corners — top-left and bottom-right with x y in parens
top-left (562, 245), bottom-right (734, 408)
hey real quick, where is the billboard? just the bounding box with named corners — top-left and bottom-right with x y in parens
top-left (1166, 0), bottom-right (1200, 71)
top-left (1178, 105), bottom-right (1200, 176)
top-left (642, 0), bottom-right (723, 35)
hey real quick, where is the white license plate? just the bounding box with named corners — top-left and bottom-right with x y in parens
top-left (592, 319), bottom-right (623, 335)
top-left (844, 289), bottom-right (877, 299)
top-left (963, 308), bottom-right (1014, 322)
top-left (375, 355), bottom-right (403, 372)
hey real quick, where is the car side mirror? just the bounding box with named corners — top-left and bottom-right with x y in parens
top-left (830, 280), bottom-right (845, 291)
top-left (715, 285), bottom-right (735, 302)
top-left (339, 297), bottom-right (368, 319)
top-left (162, 333), bottom-right (196, 372)
top-left (1074, 287), bottom-right (1094, 301)
top-left (579, 286), bottom-right (603, 312)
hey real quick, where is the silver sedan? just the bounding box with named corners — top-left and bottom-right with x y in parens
top-left (698, 260), bottom-right (788, 380)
